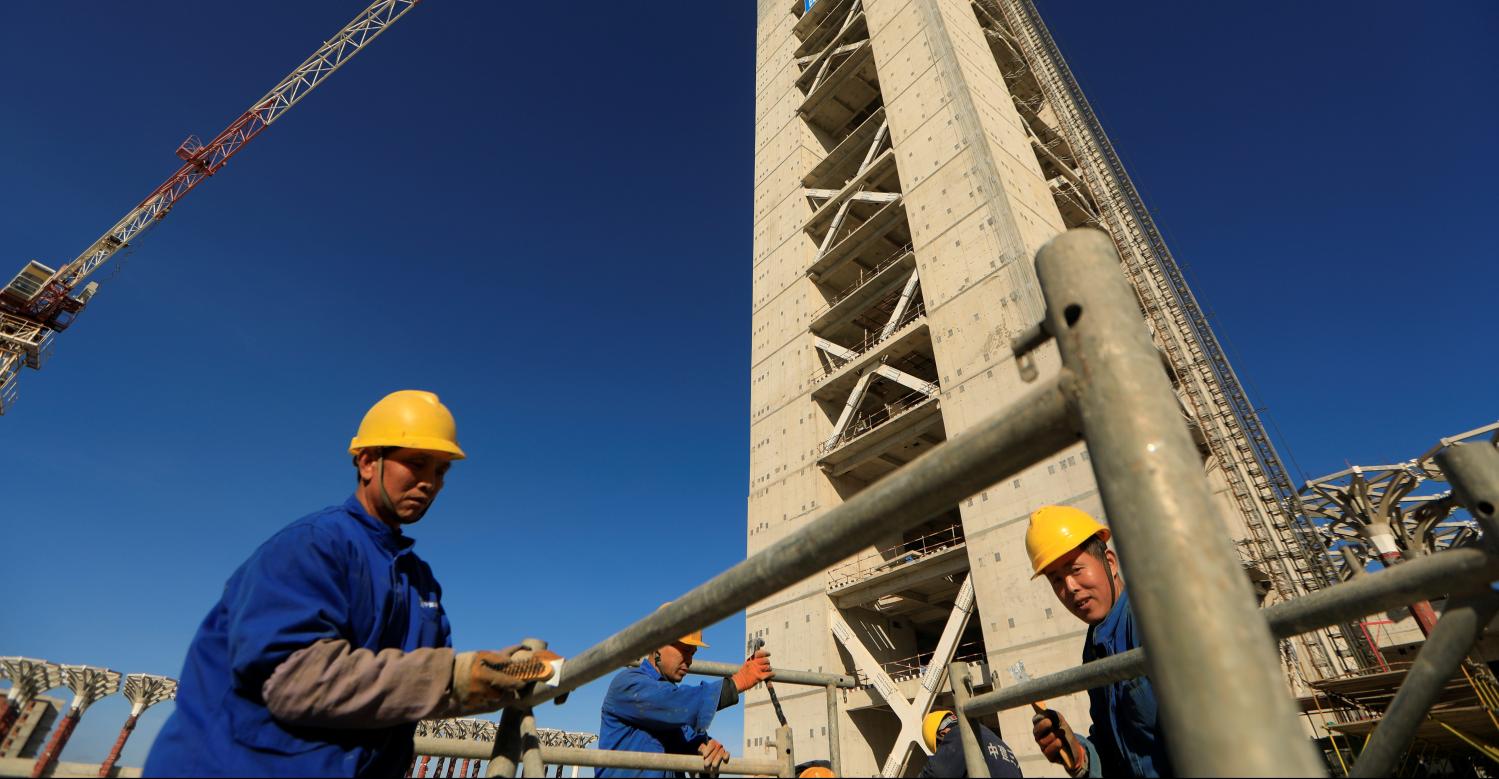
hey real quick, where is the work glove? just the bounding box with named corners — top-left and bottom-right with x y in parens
top-left (1032, 708), bottom-right (1087, 777)
top-left (698, 738), bottom-right (729, 777)
top-left (731, 650), bottom-right (774, 692)
top-left (450, 645), bottom-right (559, 716)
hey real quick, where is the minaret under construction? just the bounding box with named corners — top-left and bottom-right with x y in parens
top-left (746, 0), bottom-right (1365, 775)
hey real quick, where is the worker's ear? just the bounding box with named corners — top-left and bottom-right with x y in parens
top-left (1104, 547), bottom-right (1119, 579)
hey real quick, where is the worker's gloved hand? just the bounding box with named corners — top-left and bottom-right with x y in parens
top-left (732, 650), bottom-right (774, 692)
top-left (450, 645), bottom-right (558, 715)
top-left (1032, 708), bottom-right (1086, 777)
top-left (698, 738), bottom-right (729, 777)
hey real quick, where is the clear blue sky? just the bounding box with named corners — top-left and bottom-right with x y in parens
top-left (2, 0), bottom-right (1494, 769)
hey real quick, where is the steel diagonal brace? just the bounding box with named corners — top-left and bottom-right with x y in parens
top-left (858, 119), bottom-right (891, 175)
top-left (805, 190), bottom-right (902, 204)
top-left (814, 338), bottom-right (934, 396)
top-left (826, 369), bottom-right (878, 450)
top-left (877, 269), bottom-right (920, 341)
top-left (828, 604), bottom-right (917, 725)
top-left (881, 576), bottom-right (976, 777)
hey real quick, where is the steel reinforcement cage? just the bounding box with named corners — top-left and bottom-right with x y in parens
top-left (412, 229), bottom-right (1499, 778)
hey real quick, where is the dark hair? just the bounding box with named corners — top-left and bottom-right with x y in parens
top-left (352, 447), bottom-right (393, 483)
top-left (1080, 534), bottom-right (1110, 566)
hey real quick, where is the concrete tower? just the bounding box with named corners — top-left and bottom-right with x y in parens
top-left (747, 1), bottom-right (1363, 775)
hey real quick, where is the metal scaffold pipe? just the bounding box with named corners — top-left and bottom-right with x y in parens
top-left (514, 375), bottom-right (1078, 709)
top-left (1350, 588), bottom-right (1499, 777)
top-left (414, 737), bottom-right (785, 776)
top-left (1349, 442), bottom-right (1499, 776)
top-left (639, 659), bottom-right (856, 689)
top-left (1034, 228), bottom-right (1326, 776)
top-left (963, 544), bottom-right (1499, 718)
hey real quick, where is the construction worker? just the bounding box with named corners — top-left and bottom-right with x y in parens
top-left (145, 391), bottom-right (552, 777)
top-left (597, 621), bottom-right (774, 778)
top-left (1025, 505), bottom-right (1172, 777)
top-left (919, 710), bottom-right (1023, 778)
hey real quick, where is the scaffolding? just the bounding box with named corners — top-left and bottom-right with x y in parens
top-left (407, 229), bottom-right (1499, 776)
top-left (970, 0), bottom-right (1368, 679)
top-left (8, 232), bottom-right (1496, 776)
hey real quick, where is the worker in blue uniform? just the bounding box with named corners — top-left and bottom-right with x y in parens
top-left (145, 391), bottom-right (553, 777)
top-left (598, 623), bottom-right (774, 778)
top-left (1025, 506), bottom-right (1173, 777)
top-left (919, 710), bottom-right (1023, 777)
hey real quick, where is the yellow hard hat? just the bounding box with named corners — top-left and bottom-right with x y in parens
top-left (1026, 505), bottom-right (1109, 578)
top-left (923, 710), bottom-right (957, 752)
top-left (658, 603), bottom-right (709, 647)
top-left (348, 390), bottom-right (466, 459)
top-left (799, 767), bottom-right (836, 778)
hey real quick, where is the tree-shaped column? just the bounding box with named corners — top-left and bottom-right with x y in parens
top-left (0, 658), bottom-right (62, 746)
top-left (98, 674), bottom-right (176, 776)
top-left (31, 665), bottom-right (120, 777)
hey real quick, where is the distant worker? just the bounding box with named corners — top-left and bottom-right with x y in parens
top-left (1025, 505), bottom-right (1172, 777)
top-left (919, 710), bottom-right (1023, 778)
top-left (598, 618), bottom-right (774, 778)
top-left (145, 391), bottom-right (553, 777)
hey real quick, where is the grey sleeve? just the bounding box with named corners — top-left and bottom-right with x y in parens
top-left (262, 638), bottom-right (456, 729)
top-left (717, 678), bottom-right (739, 710)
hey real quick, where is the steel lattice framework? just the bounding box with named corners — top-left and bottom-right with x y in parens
top-left (0, 0), bottom-right (420, 414)
top-left (99, 674), bottom-right (178, 777)
top-left (32, 665), bottom-right (121, 777)
top-left (1305, 421), bottom-right (1498, 567)
top-left (0, 658), bottom-right (62, 746)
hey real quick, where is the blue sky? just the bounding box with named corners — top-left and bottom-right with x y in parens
top-left (1, 0), bottom-right (1495, 769)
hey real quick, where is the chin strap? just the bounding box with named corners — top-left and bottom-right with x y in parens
top-left (373, 450), bottom-right (430, 524)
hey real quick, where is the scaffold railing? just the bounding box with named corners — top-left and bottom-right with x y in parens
top-left (826, 522), bottom-right (964, 590)
top-left (807, 304), bottom-right (929, 385)
top-left (809, 243), bottom-right (915, 315)
top-left (425, 229), bottom-right (1470, 777)
top-left (861, 640), bottom-right (986, 686)
top-left (817, 388), bottom-right (939, 459)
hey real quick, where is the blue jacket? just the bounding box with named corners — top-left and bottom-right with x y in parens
top-left (597, 660), bottom-right (735, 778)
top-left (144, 496), bottom-right (452, 777)
top-left (920, 723), bottom-right (1023, 778)
top-left (1077, 588), bottom-right (1172, 777)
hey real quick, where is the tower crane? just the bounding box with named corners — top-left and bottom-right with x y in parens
top-left (0, 0), bottom-right (422, 414)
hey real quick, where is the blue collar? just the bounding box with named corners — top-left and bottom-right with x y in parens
top-left (1088, 586), bottom-right (1131, 652)
top-left (639, 658), bottom-right (666, 682)
top-left (342, 494), bottom-right (416, 555)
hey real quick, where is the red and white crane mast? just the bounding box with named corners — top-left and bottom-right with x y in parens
top-left (0, 0), bottom-right (421, 414)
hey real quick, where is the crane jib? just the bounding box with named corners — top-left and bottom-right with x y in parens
top-left (0, 0), bottom-right (422, 412)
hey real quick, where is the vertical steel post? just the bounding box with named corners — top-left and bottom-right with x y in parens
top-left (519, 709), bottom-right (543, 778)
top-left (488, 639), bottom-right (548, 778)
top-left (825, 683), bottom-right (842, 777)
top-left (1035, 228), bottom-right (1325, 775)
top-left (1349, 588), bottom-right (1499, 777)
top-left (948, 662), bottom-right (990, 778)
top-left (486, 707), bottom-right (524, 778)
top-left (774, 724), bottom-right (796, 778)
top-left (1349, 442), bottom-right (1499, 775)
